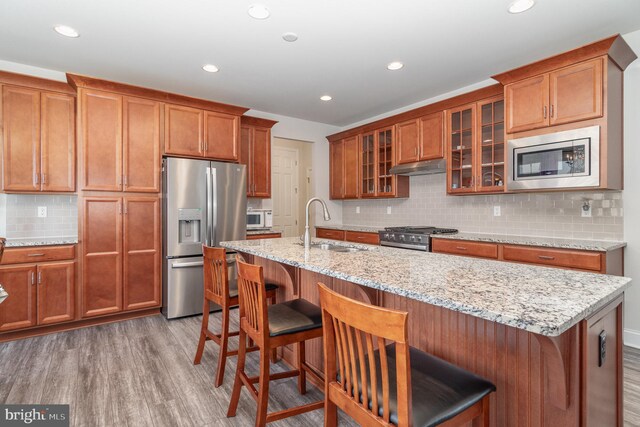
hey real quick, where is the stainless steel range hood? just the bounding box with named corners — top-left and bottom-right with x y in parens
top-left (389, 158), bottom-right (447, 176)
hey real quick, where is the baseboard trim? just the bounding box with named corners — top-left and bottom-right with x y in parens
top-left (625, 328), bottom-right (640, 349)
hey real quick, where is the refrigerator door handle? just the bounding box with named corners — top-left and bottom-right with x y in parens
top-left (206, 167), bottom-right (213, 247)
top-left (171, 261), bottom-right (205, 268)
top-left (211, 166), bottom-right (218, 246)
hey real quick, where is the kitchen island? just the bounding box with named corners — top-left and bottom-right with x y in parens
top-left (221, 237), bottom-right (631, 426)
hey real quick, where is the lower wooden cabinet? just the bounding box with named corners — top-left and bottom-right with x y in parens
top-left (316, 228), bottom-right (380, 245)
top-left (431, 239), bottom-right (499, 259)
top-left (246, 233), bottom-right (282, 240)
top-left (316, 228), bottom-right (346, 240)
top-left (0, 248), bottom-right (76, 332)
top-left (82, 195), bottom-right (160, 318)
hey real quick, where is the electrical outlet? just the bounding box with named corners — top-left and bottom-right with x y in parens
top-left (356, 206), bottom-right (360, 214)
top-left (37, 206), bottom-right (47, 218)
top-left (493, 206), bottom-right (501, 217)
top-left (386, 206), bottom-right (392, 215)
top-left (582, 201), bottom-right (592, 217)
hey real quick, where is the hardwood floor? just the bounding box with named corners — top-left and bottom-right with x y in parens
top-left (1, 313), bottom-right (639, 426)
top-left (0, 311), bottom-right (356, 427)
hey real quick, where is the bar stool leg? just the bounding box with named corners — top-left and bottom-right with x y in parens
top-left (227, 329), bottom-right (247, 418)
top-left (193, 299), bottom-right (209, 365)
top-left (269, 295), bottom-right (277, 364)
top-left (297, 341), bottom-right (306, 395)
top-left (256, 348), bottom-right (271, 427)
top-left (214, 305), bottom-right (230, 387)
top-left (472, 395), bottom-right (491, 427)
top-left (324, 400), bottom-right (338, 427)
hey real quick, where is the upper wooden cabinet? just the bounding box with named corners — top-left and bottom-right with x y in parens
top-left (504, 59), bottom-right (603, 133)
top-left (240, 116), bottom-right (277, 198)
top-left (447, 95), bottom-right (505, 195)
top-left (329, 136), bottom-right (359, 200)
top-left (80, 89), bottom-right (160, 193)
top-left (1, 84), bottom-right (75, 193)
top-left (396, 111), bottom-right (444, 165)
top-left (164, 105), bottom-right (240, 162)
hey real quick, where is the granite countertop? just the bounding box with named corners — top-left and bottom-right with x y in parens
top-left (432, 232), bottom-right (626, 252)
top-left (247, 229), bottom-right (281, 235)
top-left (5, 237), bottom-right (79, 247)
top-left (220, 237), bottom-right (631, 337)
top-left (316, 224), bottom-right (383, 233)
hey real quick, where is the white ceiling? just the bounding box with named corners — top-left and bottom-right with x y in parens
top-left (1, 0), bottom-right (639, 127)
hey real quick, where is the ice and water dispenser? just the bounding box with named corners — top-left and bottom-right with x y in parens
top-left (178, 208), bottom-right (202, 244)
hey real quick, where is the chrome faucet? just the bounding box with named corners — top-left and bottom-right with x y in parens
top-left (304, 197), bottom-right (331, 249)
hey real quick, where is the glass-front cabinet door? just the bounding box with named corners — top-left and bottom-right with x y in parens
top-left (477, 96), bottom-right (505, 192)
top-left (447, 103), bottom-right (476, 193)
top-left (360, 132), bottom-right (376, 197)
top-left (377, 127), bottom-right (394, 196)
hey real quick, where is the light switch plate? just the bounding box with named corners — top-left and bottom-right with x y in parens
top-left (356, 206), bottom-right (360, 214)
top-left (37, 206), bottom-right (47, 218)
top-left (493, 206), bottom-right (501, 217)
top-left (386, 206), bottom-right (392, 215)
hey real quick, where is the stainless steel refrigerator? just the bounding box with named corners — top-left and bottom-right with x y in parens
top-left (162, 157), bottom-right (247, 319)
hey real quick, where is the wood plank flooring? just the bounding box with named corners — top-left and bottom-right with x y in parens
top-left (0, 312), bottom-right (356, 427)
top-left (1, 313), bottom-right (639, 426)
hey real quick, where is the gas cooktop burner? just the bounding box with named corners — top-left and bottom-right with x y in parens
top-left (378, 226), bottom-right (458, 251)
top-left (383, 226), bottom-right (458, 235)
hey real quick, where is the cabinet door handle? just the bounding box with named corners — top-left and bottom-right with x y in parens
top-left (42, 173), bottom-right (46, 185)
top-left (27, 253), bottom-right (45, 257)
top-left (550, 105), bottom-right (554, 118)
top-left (538, 255), bottom-right (555, 260)
top-left (543, 106), bottom-right (547, 119)
top-left (123, 175), bottom-right (128, 187)
top-left (31, 272), bottom-right (35, 285)
top-left (414, 147), bottom-right (418, 156)
top-left (38, 271), bottom-right (42, 285)
top-left (34, 173), bottom-right (39, 185)
top-left (455, 246), bottom-right (467, 251)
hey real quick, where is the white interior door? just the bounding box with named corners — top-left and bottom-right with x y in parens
top-left (272, 146), bottom-right (299, 237)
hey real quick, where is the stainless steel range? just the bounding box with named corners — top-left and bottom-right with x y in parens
top-left (378, 226), bottom-right (458, 251)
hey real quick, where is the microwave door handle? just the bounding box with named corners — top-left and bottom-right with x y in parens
top-left (206, 167), bottom-right (212, 247)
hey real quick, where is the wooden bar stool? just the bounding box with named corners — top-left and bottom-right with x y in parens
top-left (318, 283), bottom-right (496, 427)
top-left (227, 258), bottom-right (324, 426)
top-left (193, 246), bottom-right (278, 387)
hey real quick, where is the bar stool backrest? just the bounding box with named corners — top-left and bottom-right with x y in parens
top-left (318, 283), bottom-right (412, 427)
top-left (236, 258), bottom-right (269, 343)
top-left (0, 238), bottom-right (5, 262)
top-left (202, 245), bottom-right (228, 305)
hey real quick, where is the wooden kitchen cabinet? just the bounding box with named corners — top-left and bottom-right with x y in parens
top-left (360, 128), bottom-right (408, 199)
top-left (329, 140), bottom-right (344, 199)
top-left (37, 261), bottom-right (75, 325)
top-left (504, 58), bottom-right (603, 134)
top-left (164, 103), bottom-right (203, 157)
top-left (123, 197), bottom-right (161, 310)
top-left (246, 232), bottom-right (282, 240)
top-left (123, 96), bottom-right (161, 192)
top-left (343, 135), bottom-right (359, 198)
top-left (396, 111), bottom-right (444, 165)
top-left (82, 197), bottom-right (123, 317)
top-left (345, 231), bottom-right (380, 245)
top-left (81, 89), bottom-right (160, 193)
top-left (0, 246), bottom-right (76, 332)
top-left (204, 111), bottom-right (240, 161)
top-left (240, 116), bottom-right (277, 198)
top-left (2, 85), bottom-right (75, 192)
top-left (0, 264), bottom-right (37, 331)
top-left (316, 228), bottom-right (346, 240)
top-left (447, 96), bottom-right (505, 194)
top-left (431, 239), bottom-right (499, 259)
top-left (82, 195), bottom-right (161, 317)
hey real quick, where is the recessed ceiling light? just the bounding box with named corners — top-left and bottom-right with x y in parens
top-left (320, 95), bottom-right (332, 101)
top-left (282, 32), bottom-right (298, 42)
top-left (508, 0), bottom-right (535, 14)
top-left (387, 61), bottom-right (404, 71)
top-left (248, 4), bottom-right (270, 20)
top-left (53, 25), bottom-right (79, 38)
top-left (202, 64), bottom-right (220, 73)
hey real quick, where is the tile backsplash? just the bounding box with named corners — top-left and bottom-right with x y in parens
top-left (342, 174), bottom-right (623, 241)
top-left (0, 194), bottom-right (78, 239)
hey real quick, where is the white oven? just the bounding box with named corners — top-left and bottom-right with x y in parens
top-left (247, 209), bottom-right (273, 230)
top-left (507, 125), bottom-right (600, 191)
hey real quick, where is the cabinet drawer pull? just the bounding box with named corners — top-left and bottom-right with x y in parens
top-left (538, 255), bottom-right (555, 260)
top-left (455, 246), bottom-right (467, 251)
top-left (27, 253), bottom-right (45, 257)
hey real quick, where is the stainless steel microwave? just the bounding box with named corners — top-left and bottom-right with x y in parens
top-left (507, 125), bottom-right (600, 191)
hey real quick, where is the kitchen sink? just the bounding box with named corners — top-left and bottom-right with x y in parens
top-left (298, 242), bottom-right (367, 252)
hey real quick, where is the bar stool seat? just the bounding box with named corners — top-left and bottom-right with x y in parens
top-left (357, 345), bottom-right (495, 427)
top-left (267, 299), bottom-right (323, 337)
